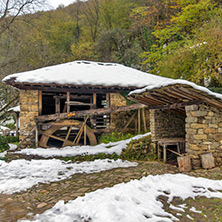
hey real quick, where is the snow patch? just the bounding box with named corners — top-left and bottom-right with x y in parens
top-left (0, 159), bottom-right (137, 194)
top-left (16, 132), bottom-right (151, 158)
top-left (22, 174), bottom-right (222, 222)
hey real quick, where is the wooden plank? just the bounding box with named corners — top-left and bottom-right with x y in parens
top-left (67, 92), bottom-right (70, 113)
top-left (66, 101), bottom-right (94, 106)
top-left (38, 90), bottom-right (42, 115)
top-left (35, 103), bottom-right (146, 122)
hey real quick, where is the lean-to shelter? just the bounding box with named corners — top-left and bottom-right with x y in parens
top-left (129, 79), bottom-right (222, 169)
top-left (3, 60), bottom-right (169, 148)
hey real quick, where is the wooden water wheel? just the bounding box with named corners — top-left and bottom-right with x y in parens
top-left (39, 119), bottom-right (97, 148)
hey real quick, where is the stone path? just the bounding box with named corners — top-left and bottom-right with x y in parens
top-left (0, 161), bottom-right (222, 222)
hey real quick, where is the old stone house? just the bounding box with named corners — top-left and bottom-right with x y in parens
top-left (129, 79), bottom-right (222, 169)
top-left (2, 60), bottom-right (162, 148)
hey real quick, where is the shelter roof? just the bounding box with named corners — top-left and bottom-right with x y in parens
top-left (129, 79), bottom-right (222, 113)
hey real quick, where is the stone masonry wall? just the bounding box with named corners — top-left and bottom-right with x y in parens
top-left (150, 109), bottom-right (185, 141)
top-left (110, 93), bottom-right (127, 130)
top-left (19, 90), bottom-right (39, 148)
top-left (185, 104), bottom-right (222, 169)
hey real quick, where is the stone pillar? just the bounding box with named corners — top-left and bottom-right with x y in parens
top-left (19, 90), bottom-right (39, 148)
top-left (185, 104), bottom-right (222, 169)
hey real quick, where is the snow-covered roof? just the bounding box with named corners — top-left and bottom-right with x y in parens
top-left (129, 78), bottom-right (222, 109)
top-left (2, 60), bottom-right (171, 88)
top-left (129, 79), bottom-right (222, 100)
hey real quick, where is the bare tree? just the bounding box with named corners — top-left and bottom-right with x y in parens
top-left (0, 0), bottom-right (47, 36)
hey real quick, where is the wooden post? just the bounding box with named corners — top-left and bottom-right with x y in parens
top-left (55, 97), bottom-right (60, 114)
top-left (106, 93), bottom-right (110, 108)
top-left (142, 108), bottom-right (147, 132)
top-left (158, 143), bottom-right (161, 161)
top-left (163, 145), bottom-right (167, 163)
top-left (93, 93), bottom-right (97, 108)
top-left (38, 90), bottom-right (42, 115)
top-left (138, 109), bottom-right (141, 134)
top-left (67, 92), bottom-right (70, 113)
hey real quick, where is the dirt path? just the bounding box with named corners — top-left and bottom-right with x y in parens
top-left (0, 161), bottom-right (222, 222)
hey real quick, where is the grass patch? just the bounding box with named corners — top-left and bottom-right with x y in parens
top-left (61, 152), bottom-right (119, 162)
top-left (99, 132), bottom-right (135, 144)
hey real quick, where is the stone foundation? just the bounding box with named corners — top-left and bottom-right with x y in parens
top-left (19, 90), bottom-right (39, 148)
top-left (185, 104), bottom-right (222, 169)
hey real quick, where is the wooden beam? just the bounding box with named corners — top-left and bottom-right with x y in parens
top-left (36, 103), bottom-right (146, 123)
top-left (180, 87), bottom-right (222, 109)
top-left (148, 100), bottom-right (203, 110)
top-left (38, 90), bottom-right (42, 115)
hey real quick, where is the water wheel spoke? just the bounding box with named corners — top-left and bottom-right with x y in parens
top-left (72, 116), bottom-right (89, 145)
top-left (39, 119), bottom-right (97, 148)
top-left (43, 133), bottom-right (66, 142)
top-left (62, 126), bottom-right (73, 148)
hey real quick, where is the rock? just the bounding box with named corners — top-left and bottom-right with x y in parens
top-left (37, 202), bottom-right (47, 209)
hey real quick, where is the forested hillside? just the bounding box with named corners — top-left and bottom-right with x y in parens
top-left (1, 0), bottom-right (222, 105)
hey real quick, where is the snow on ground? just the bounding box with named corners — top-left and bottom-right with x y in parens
top-left (0, 159), bottom-right (137, 194)
top-left (16, 132), bottom-right (151, 158)
top-left (22, 174), bottom-right (222, 222)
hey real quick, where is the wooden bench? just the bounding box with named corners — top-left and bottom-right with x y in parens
top-left (155, 138), bottom-right (185, 163)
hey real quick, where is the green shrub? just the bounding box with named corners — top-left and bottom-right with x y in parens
top-left (99, 132), bottom-right (135, 144)
top-left (4, 136), bottom-right (19, 143)
top-left (0, 136), bottom-right (9, 153)
top-left (120, 135), bottom-right (156, 161)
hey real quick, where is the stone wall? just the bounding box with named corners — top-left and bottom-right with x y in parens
top-left (19, 90), bottom-right (39, 148)
top-left (185, 104), bottom-right (222, 169)
top-left (110, 93), bottom-right (127, 130)
top-left (150, 109), bottom-right (185, 141)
